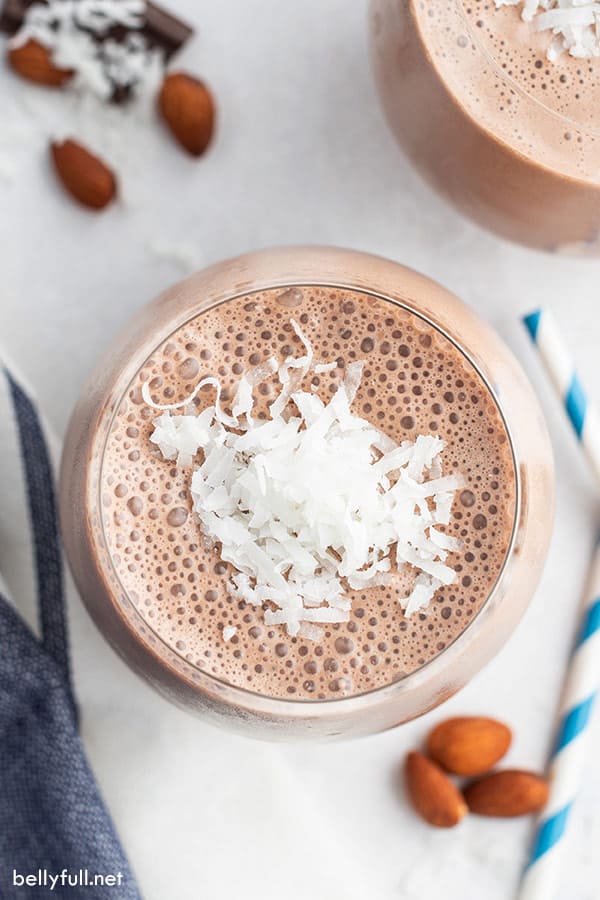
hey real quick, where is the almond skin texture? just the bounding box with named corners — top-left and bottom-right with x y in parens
top-left (8, 39), bottom-right (72, 87)
top-left (464, 770), bottom-right (549, 818)
top-left (51, 140), bottom-right (117, 211)
top-left (427, 716), bottom-right (512, 776)
top-left (159, 72), bottom-right (215, 156)
top-left (405, 751), bottom-right (467, 828)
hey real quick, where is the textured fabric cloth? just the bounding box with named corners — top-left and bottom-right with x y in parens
top-left (0, 367), bottom-right (142, 900)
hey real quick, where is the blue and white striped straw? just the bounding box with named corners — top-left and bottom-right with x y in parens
top-left (523, 309), bottom-right (600, 485)
top-left (519, 308), bottom-right (600, 900)
top-left (519, 546), bottom-right (600, 900)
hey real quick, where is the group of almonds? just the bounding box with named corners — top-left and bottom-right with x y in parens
top-left (7, 39), bottom-right (215, 210)
top-left (405, 716), bottom-right (549, 828)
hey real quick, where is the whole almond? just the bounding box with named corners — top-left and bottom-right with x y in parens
top-left (159, 72), bottom-right (215, 157)
top-left (8, 39), bottom-right (73, 87)
top-left (405, 751), bottom-right (467, 828)
top-left (427, 716), bottom-right (512, 776)
top-left (464, 769), bottom-right (549, 818)
top-left (50, 139), bottom-right (117, 211)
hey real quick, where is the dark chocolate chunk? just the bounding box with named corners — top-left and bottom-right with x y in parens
top-left (0, 0), bottom-right (26, 35)
top-left (145, 2), bottom-right (193, 60)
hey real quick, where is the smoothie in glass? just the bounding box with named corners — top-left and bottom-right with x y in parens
top-left (60, 247), bottom-right (554, 738)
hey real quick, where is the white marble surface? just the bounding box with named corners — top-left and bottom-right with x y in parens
top-left (1, 1), bottom-right (600, 898)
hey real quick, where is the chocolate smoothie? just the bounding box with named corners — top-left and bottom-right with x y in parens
top-left (100, 287), bottom-right (515, 701)
top-left (371, 0), bottom-right (600, 252)
top-left (60, 247), bottom-right (553, 737)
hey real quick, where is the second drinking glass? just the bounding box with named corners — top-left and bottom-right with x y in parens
top-left (370, 0), bottom-right (600, 253)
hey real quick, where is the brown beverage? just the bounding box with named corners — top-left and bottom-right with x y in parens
top-left (102, 287), bottom-right (516, 700)
top-left (370, 0), bottom-right (600, 252)
top-left (60, 248), bottom-right (553, 738)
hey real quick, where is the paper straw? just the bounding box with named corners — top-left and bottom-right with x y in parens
top-left (523, 309), bottom-right (600, 484)
top-left (518, 309), bottom-right (600, 900)
top-left (518, 544), bottom-right (600, 900)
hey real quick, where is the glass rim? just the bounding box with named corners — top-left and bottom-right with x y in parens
top-left (95, 279), bottom-right (521, 712)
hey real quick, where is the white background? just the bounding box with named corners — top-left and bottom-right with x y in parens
top-left (1, 1), bottom-right (600, 898)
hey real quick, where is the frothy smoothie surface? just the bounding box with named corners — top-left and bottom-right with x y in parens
top-left (414, 1), bottom-right (600, 179)
top-left (101, 287), bottom-right (517, 700)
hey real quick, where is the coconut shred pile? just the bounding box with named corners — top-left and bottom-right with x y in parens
top-left (10, 0), bottom-right (162, 99)
top-left (143, 322), bottom-right (464, 639)
top-left (497, 0), bottom-right (600, 59)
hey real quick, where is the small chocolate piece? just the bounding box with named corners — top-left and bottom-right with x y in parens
top-left (0, 0), bottom-right (26, 35)
top-left (0, 0), bottom-right (193, 59)
top-left (145, 2), bottom-right (193, 61)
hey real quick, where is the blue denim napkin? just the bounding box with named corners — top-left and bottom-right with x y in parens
top-left (0, 367), bottom-right (143, 900)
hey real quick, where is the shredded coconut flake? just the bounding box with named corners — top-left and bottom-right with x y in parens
top-left (146, 324), bottom-right (464, 639)
top-left (496, 0), bottom-right (600, 59)
top-left (10, 0), bottom-right (164, 99)
top-left (222, 626), bottom-right (237, 642)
